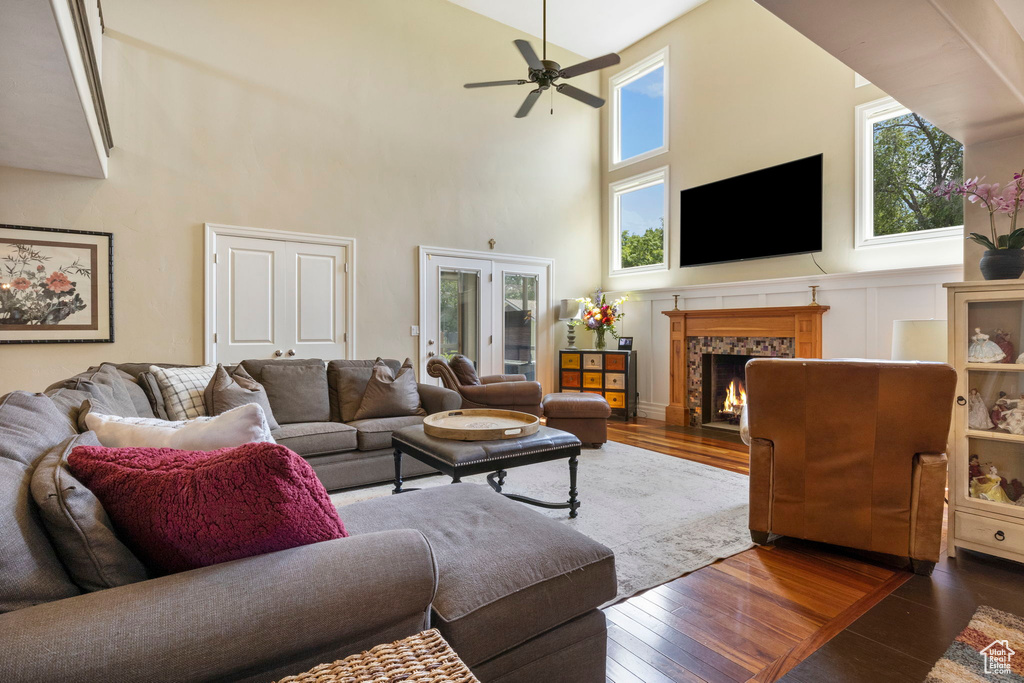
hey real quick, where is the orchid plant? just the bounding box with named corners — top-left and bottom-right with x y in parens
top-left (934, 170), bottom-right (1024, 250)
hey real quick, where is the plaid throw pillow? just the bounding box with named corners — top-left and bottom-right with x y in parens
top-left (150, 366), bottom-right (216, 421)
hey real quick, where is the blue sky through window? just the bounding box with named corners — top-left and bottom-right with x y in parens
top-left (619, 182), bottom-right (664, 237)
top-left (620, 66), bottom-right (664, 161)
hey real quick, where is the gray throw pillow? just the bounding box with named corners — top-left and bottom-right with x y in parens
top-left (0, 391), bottom-right (81, 613)
top-left (261, 363), bottom-right (330, 424)
top-left (47, 365), bottom-right (139, 419)
top-left (30, 432), bottom-right (148, 591)
top-left (329, 359), bottom-right (402, 422)
top-left (353, 359), bottom-right (424, 421)
top-left (115, 369), bottom-right (157, 419)
top-left (203, 364), bottom-right (280, 430)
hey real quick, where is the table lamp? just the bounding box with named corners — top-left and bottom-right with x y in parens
top-left (891, 319), bottom-right (947, 362)
top-left (559, 299), bottom-right (582, 349)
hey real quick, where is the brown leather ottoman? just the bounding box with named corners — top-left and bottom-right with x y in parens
top-left (542, 393), bottom-right (611, 448)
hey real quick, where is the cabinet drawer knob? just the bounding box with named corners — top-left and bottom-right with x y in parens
top-left (957, 396), bottom-right (967, 406)
top-left (995, 530), bottom-right (1006, 542)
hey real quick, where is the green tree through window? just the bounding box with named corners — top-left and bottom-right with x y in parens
top-left (873, 112), bottom-right (963, 236)
top-left (620, 217), bottom-right (664, 269)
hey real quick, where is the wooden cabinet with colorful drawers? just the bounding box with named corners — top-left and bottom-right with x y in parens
top-left (558, 349), bottom-right (637, 418)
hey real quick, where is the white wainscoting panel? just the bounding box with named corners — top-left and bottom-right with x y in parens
top-left (605, 264), bottom-right (962, 421)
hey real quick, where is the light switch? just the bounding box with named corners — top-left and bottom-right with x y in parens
top-left (411, 325), bottom-right (420, 336)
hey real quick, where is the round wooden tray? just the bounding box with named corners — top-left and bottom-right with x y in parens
top-left (423, 409), bottom-right (540, 441)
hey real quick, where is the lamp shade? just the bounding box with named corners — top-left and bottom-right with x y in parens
top-left (559, 299), bottom-right (582, 321)
top-left (891, 319), bottom-right (947, 362)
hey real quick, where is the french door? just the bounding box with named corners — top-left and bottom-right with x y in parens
top-left (421, 249), bottom-right (551, 390)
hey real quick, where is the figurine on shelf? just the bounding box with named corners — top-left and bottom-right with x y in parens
top-left (997, 396), bottom-right (1024, 435)
top-left (969, 454), bottom-right (984, 481)
top-left (971, 464), bottom-right (1014, 504)
top-left (991, 392), bottom-right (1015, 427)
top-left (993, 329), bottom-right (1015, 363)
top-left (968, 389), bottom-right (995, 430)
top-left (1003, 477), bottom-right (1024, 502)
top-left (968, 328), bottom-right (1007, 363)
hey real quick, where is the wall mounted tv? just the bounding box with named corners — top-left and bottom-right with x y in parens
top-left (680, 154), bottom-right (822, 267)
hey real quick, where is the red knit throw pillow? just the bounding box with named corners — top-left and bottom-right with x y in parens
top-left (67, 442), bottom-right (347, 573)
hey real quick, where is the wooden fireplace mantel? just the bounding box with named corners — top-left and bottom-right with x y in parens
top-left (661, 305), bottom-right (829, 426)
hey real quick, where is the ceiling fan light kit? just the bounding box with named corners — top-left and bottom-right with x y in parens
top-left (464, 0), bottom-right (621, 118)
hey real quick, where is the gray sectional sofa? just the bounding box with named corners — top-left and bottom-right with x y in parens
top-left (0, 361), bottom-right (617, 682)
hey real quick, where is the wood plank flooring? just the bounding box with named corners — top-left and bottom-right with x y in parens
top-left (602, 419), bottom-right (912, 682)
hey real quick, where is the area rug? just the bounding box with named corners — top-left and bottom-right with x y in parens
top-left (330, 440), bottom-right (754, 605)
top-left (925, 606), bottom-right (1024, 682)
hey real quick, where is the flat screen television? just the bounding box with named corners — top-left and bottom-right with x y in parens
top-left (679, 154), bottom-right (822, 267)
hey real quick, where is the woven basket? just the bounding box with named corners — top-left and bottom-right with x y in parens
top-left (276, 629), bottom-right (479, 683)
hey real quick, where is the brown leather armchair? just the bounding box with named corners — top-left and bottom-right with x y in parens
top-left (743, 358), bottom-right (956, 575)
top-left (426, 355), bottom-right (544, 417)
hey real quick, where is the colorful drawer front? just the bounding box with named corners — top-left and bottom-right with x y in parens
top-left (582, 372), bottom-right (603, 389)
top-left (605, 354), bottom-right (626, 371)
top-left (561, 353), bottom-right (581, 369)
top-left (561, 371), bottom-right (581, 388)
top-left (605, 373), bottom-right (626, 390)
top-left (606, 391), bottom-right (626, 408)
top-left (583, 354), bottom-right (603, 369)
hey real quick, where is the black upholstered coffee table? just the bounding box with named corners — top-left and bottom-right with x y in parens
top-left (391, 425), bottom-right (584, 517)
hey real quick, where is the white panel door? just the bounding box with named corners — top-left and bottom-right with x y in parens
top-left (213, 235), bottom-right (347, 364)
top-left (287, 242), bottom-right (347, 360)
top-left (216, 236), bottom-right (288, 364)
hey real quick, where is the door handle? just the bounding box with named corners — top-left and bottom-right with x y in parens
top-left (427, 351), bottom-right (436, 357)
top-left (286, 349), bottom-right (296, 357)
top-left (273, 350), bottom-right (283, 357)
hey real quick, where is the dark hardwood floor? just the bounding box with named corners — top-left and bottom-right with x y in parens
top-left (602, 418), bottom-right (1024, 683)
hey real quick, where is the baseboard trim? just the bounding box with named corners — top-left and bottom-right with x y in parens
top-left (637, 401), bottom-right (667, 421)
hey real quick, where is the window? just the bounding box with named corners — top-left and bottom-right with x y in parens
top-left (855, 96), bottom-right (964, 248)
top-left (610, 48), bottom-right (668, 169)
top-left (610, 167), bottom-right (669, 275)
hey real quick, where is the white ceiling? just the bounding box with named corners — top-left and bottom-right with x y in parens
top-left (445, 0), bottom-right (709, 58)
top-left (995, 0), bottom-right (1024, 42)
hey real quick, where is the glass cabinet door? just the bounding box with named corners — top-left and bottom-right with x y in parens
top-left (959, 296), bottom-right (1024, 514)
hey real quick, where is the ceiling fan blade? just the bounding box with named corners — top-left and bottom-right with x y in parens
top-left (558, 53), bottom-right (621, 79)
top-left (514, 39), bottom-right (544, 71)
top-left (556, 83), bottom-right (605, 108)
top-left (515, 89), bottom-right (543, 118)
top-left (464, 79), bottom-right (528, 88)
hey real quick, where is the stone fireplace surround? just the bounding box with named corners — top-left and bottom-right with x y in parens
top-left (690, 337), bottom-right (794, 427)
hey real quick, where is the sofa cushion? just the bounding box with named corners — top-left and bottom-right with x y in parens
top-left (348, 415), bottom-right (425, 451)
top-left (450, 355), bottom-right (481, 386)
top-left (29, 432), bottom-right (148, 591)
top-left (259, 362), bottom-right (330, 424)
top-left (272, 421), bottom-right (358, 457)
top-left (328, 359), bottom-right (402, 422)
top-left (341, 484), bottom-right (616, 667)
top-left (45, 387), bottom-right (96, 430)
top-left (68, 442), bottom-right (348, 574)
top-left (0, 391), bottom-right (82, 612)
top-left (47, 364), bottom-right (139, 419)
top-left (150, 365), bottom-right (216, 420)
top-left (85, 404), bottom-right (275, 450)
top-left (116, 370), bottom-right (157, 419)
top-left (353, 359), bottom-right (424, 421)
top-left (203, 364), bottom-right (280, 430)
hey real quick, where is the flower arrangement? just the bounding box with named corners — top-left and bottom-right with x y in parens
top-left (934, 170), bottom-right (1024, 250)
top-left (0, 243), bottom-right (90, 326)
top-left (571, 291), bottom-right (627, 349)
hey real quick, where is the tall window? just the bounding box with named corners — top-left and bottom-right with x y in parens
top-left (610, 167), bottom-right (669, 275)
top-left (610, 48), bottom-right (668, 169)
top-left (855, 96), bottom-right (964, 247)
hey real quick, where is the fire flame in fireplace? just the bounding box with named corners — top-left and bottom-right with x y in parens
top-left (722, 379), bottom-right (747, 414)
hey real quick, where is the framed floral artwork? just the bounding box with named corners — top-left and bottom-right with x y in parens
top-left (0, 224), bottom-right (113, 344)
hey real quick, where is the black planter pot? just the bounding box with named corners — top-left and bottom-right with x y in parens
top-left (980, 249), bottom-right (1024, 280)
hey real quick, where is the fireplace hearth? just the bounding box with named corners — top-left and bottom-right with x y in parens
top-left (701, 353), bottom-right (753, 431)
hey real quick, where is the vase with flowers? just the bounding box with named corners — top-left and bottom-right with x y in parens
top-left (571, 292), bottom-right (627, 350)
top-left (935, 170), bottom-right (1024, 280)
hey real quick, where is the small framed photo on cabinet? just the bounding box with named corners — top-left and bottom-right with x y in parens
top-left (617, 336), bottom-right (633, 350)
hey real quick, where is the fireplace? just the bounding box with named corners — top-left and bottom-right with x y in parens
top-left (701, 354), bottom-right (752, 431)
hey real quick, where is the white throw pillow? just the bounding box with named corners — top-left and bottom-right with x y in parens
top-left (85, 403), bottom-right (275, 450)
top-left (149, 365), bottom-right (216, 421)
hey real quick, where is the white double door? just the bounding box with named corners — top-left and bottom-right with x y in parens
top-left (422, 253), bottom-right (550, 387)
top-left (212, 234), bottom-right (348, 364)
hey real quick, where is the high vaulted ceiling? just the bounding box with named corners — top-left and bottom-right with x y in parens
top-left (444, 0), bottom-right (709, 58)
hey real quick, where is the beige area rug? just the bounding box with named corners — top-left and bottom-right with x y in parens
top-left (925, 606), bottom-right (1024, 682)
top-left (330, 440), bottom-right (754, 604)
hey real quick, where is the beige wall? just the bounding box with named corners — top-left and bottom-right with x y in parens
top-left (599, 0), bottom-right (962, 293)
top-left (964, 133), bottom-right (1024, 280)
top-left (0, 0), bottom-right (601, 394)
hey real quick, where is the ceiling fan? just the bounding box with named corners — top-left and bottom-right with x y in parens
top-left (464, 0), bottom-right (621, 118)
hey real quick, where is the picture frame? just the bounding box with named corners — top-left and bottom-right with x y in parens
top-left (618, 336), bottom-right (633, 350)
top-left (0, 224), bottom-right (113, 344)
